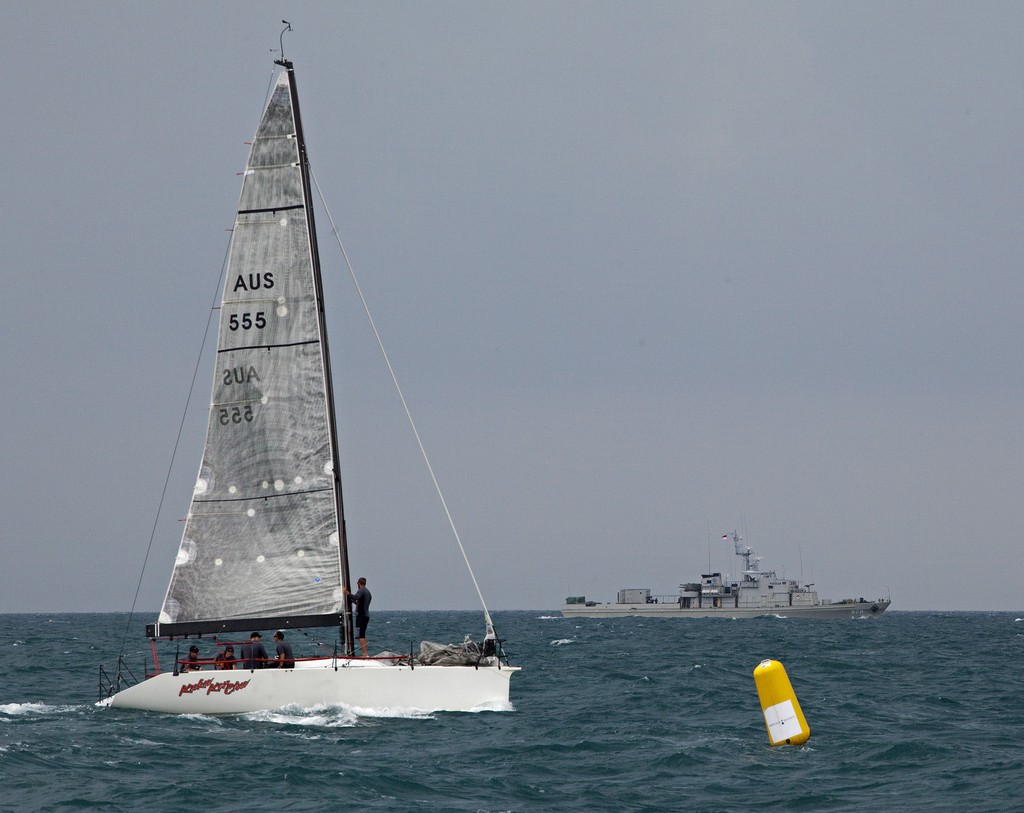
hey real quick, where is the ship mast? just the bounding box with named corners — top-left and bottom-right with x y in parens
top-left (275, 55), bottom-right (356, 656)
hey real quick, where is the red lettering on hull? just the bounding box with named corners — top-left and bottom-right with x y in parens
top-left (178, 678), bottom-right (251, 697)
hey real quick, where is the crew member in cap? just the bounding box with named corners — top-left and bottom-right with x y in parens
top-left (184, 644), bottom-right (202, 671)
top-left (240, 632), bottom-right (269, 670)
top-left (272, 630), bottom-right (295, 668)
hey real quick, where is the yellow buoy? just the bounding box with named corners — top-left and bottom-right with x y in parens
top-left (753, 658), bottom-right (810, 746)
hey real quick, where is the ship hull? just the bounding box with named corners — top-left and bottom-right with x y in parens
top-left (561, 600), bottom-right (890, 620)
top-left (100, 658), bottom-right (518, 715)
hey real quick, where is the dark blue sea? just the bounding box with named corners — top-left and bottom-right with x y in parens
top-left (2, 611), bottom-right (1022, 812)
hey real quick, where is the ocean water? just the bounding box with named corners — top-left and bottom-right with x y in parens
top-left (1, 610), bottom-right (1022, 812)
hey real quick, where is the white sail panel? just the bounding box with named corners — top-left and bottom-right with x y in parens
top-left (158, 73), bottom-right (342, 630)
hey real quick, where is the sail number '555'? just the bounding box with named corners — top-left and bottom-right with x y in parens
top-left (228, 311), bottom-right (266, 330)
top-left (219, 405), bottom-right (254, 425)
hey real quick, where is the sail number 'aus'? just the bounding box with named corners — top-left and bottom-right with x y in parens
top-left (219, 366), bottom-right (260, 427)
top-left (228, 312), bottom-right (266, 331)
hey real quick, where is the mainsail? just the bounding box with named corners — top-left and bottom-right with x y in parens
top-left (151, 66), bottom-right (349, 638)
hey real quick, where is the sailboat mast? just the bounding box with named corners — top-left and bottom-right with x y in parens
top-left (276, 58), bottom-right (356, 656)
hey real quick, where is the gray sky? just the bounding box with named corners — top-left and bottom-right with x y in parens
top-left (2, 2), bottom-right (1021, 613)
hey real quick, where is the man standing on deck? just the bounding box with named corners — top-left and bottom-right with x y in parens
top-left (344, 577), bottom-right (372, 657)
top-left (272, 630), bottom-right (295, 668)
top-left (240, 632), bottom-right (269, 670)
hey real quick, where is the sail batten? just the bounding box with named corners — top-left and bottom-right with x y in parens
top-left (155, 69), bottom-right (344, 636)
top-left (215, 340), bottom-right (320, 355)
top-left (192, 486), bottom-right (334, 505)
top-left (238, 204), bottom-right (305, 215)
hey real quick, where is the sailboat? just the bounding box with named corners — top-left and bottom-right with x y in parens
top-left (100, 55), bottom-right (518, 714)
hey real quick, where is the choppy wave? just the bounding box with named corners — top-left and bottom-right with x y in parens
top-left (0, 702), bottom-right (78, 716)
top-left (242, 703), bottom-right (365, 727)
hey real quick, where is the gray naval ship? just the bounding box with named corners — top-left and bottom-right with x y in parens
top-left (562, 531), bottom-right (891, 620)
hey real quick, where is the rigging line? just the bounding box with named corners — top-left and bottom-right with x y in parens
top-left (117, 238), bottom-right (233, 659)
top-left (310, 169), bottom-right (496, 638)
top-left (257, 67), bottom-right (277, 126)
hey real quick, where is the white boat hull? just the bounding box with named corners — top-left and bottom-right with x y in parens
top-left (101, 659), bottom-right (518, 715)
top-left (561, 599), bottom-right (890, 620)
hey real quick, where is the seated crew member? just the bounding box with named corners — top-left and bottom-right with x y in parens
top-left (215, 645), bottom-right (236, 670)
top-left (184, 644), bottom-right (202, 670)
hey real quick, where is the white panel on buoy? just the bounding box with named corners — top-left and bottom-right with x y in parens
top-left (763, 698), bottom-right (803, 744)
